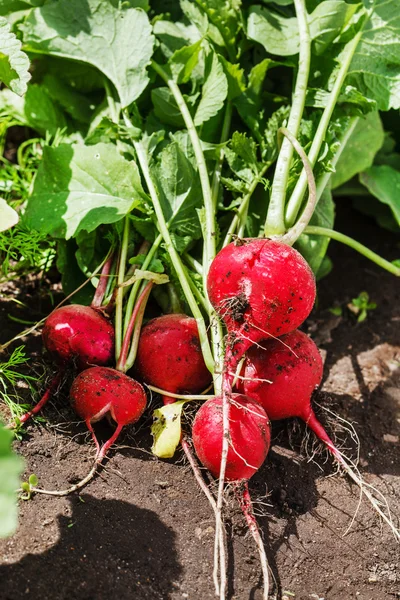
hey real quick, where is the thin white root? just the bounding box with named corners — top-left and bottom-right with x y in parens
top-left (29, 462), bottom-right (98, 497)
top-left (181, 436), bottom-right (226, 596)
top-left (236, 482), bottom-right (270, 600)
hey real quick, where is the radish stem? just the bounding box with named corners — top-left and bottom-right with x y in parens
top-left (115, 217), bottom-right (130, 359)
top-left (304, 227), bottom-right (400, 276)
top-left (264, 0), bottom-right (311, 237)
top-left (91, 252), bottom-right (114, 309)
top-left (8, 372), bottom-right (62, 428)
top-left (285, 32), bottom-right (363, 226)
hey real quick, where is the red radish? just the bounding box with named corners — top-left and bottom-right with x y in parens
top-left (192, 393), bottom-right (272, 598)
top-left (239, 329), bottom-right (323, 423)
top-left (27, 367), bottom-right (147, 498)
top-left (42, 304), bottom-right (115, 370)
top-left (240, 330), bottom-right (400, 541)
top-left (135, 314), bottom-right (212, 404)
top-left (192, 394), bottom-right (271, 481)
top-left (70, 366), bottom-right (147, 460)
top-left (207, 239), bottom-right (316, 381)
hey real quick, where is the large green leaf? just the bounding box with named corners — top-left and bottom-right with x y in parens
top-left (247, 1), bottom-right (357, 57)
top-left (359, 165), bottom-right (400, 227)
top-left (21, 0), bottom-right (154, 108)
top-left (0, 425), bottom-right (24, 538)
top-left (332, 111), bottom-right (384, 189)
top-left (24, 143), bottom-right (146, 239)
top-left (295, 187), bottom-right (335, 275)
top-left (194, 52), bottom-right (227, 126)
top-left (193, 0), bottom-right (242, 58)
top-left (347, 0), bottom-right (400, 111)
top-left (0, 16), bottom-right (30, 95)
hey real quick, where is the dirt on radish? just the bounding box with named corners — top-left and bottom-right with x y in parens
top-left (0, 207), bottom-right (399, 600)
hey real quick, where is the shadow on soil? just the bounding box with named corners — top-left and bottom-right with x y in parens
top-left (0, 495), bottom-right (182, 600)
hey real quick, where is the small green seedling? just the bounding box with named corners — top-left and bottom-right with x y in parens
top-left (20, 474), bottom-right (38, 500)
top-left (347, 291), bottom-right (377, 323)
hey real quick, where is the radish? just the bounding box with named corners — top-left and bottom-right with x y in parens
top-left (192, 393), bottom-right (272, 598)
top-left (192, 394), bottom-right (271, 480)
top-left (207, 238), bottom-right (316, 380)
top-left (29, 366), bottom-right (147, 497)
top-left (11, 304), bottom-right (115, 429)
top-left (42, 304), bottom-right (115, 370)
top-left (135, 314), bottom-right (212, 404)
top-left (240, 330), bottom-right (400, 541)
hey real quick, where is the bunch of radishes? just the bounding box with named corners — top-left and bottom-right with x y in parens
top-left (13, 235), bottom-right (399, 597)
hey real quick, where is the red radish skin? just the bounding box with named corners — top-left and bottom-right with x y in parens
top-left (240, 330), bottom-right (334, 447)
top-left (42, 305), bottom-right (115, 370)
top-left (192, 394), bottom-right (271, 481)
top-left (207, 239), bottom-right (316, 379)
top-left (70, 366), bottom-right (146, 459)
top-left (136, 314), bottom-right (212, 405)
top-left (240, 329), bottom-right (323, 422)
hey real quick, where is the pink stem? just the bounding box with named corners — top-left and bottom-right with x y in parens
top-left (91, 253), bottom-right (114, 308)
top-left (116, 281), bottom-right (153, 372)
top-left (305, 408), bottom-right (345, 464)
top-left (86, 420), bottom-right (101, 457)
top-left (97, 423), bottom-right (124, 462)
top-left (11, 372), bottom-right (62, 427)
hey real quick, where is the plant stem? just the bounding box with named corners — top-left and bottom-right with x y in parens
top-left (150, 61), bottom-right (216, 272)
top-left (125, 283), bottom-right (154, 372)
top-left (116, 281), bottom-right (153, 372)
top-left (123, 235), bottom-right (161, 334)
top-left (277, 127), bottom-right (317, 246)
top-left (133, 139), bottom-right (215, 374)
top-left (115, 217), bottom-right (130, 360)
top-left (211, 101), bottom-right (233, 211)
top-left (304, 226), bottom-right (400, 276)
top-left (151, 60), bottom-right (224, 390)
top-left (264, 0), bottom-right (311, 236)
top-left (91, 252), bottom-right (114, 308)
top-left (285, 33), bottom-right (363, 226)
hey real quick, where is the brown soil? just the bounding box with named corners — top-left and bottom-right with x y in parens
top-left (0, 205), bottom-right (399, 600)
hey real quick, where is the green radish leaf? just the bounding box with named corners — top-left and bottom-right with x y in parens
top-left (41, 74), bottom-right (95, 124)
top-left (169, 40), bottom-right (202, 84)
top-left (56, 240), bottom-right (94, 304)
top-left (192, 0), bottom-right (242, 57)
top-left (0, 198), bottom-right (18, 232)
top-left (347, 0), bottom-right (400, 110)
top-left (0, 16), bottom-right (30, 95)
top-left (359, 165), bottom-right (400, 228)
top-left (24, 143), bottom-right (146, 239)
top-left (21, 0), bottom-right (154, 108)
top-left (332, 111), bottom-right (384, 189)
top-left (0, 425), bottom-right (24, 538)
top-left (194, 52), bottom-right (227, 126)
top-left (154, 140), bottom-right (203, 242)
top-left (0, 86), bottom-right (67, 136)
top-left (247, 2), bottom-right (358, 57)
top-left (231, 132), bottom-right (258, 172)
top-left (28, 473), bottom-right (38, 487)
top-left (151, 401), bottom-right (185, 459)
top-left (295, 186), bottom-right (335, 275)
top-left (152, 87), bottom-right (186, 128)
top-left (219, 56), bottom-right (246, 100)
top-left (153, 19), bottom-right (199, 59)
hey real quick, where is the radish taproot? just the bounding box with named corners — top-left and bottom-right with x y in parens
top-left (192, 393), bottom-right (272, 598)
top-left (240, 330), bottom-right (400, 541)
top-left (136, 314), bottom-right (212, 404)
top-left (28, 367), bottom-right (147, 497)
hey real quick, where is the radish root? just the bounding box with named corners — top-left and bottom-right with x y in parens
top-left (235, 482), bottom-right (270, 600)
